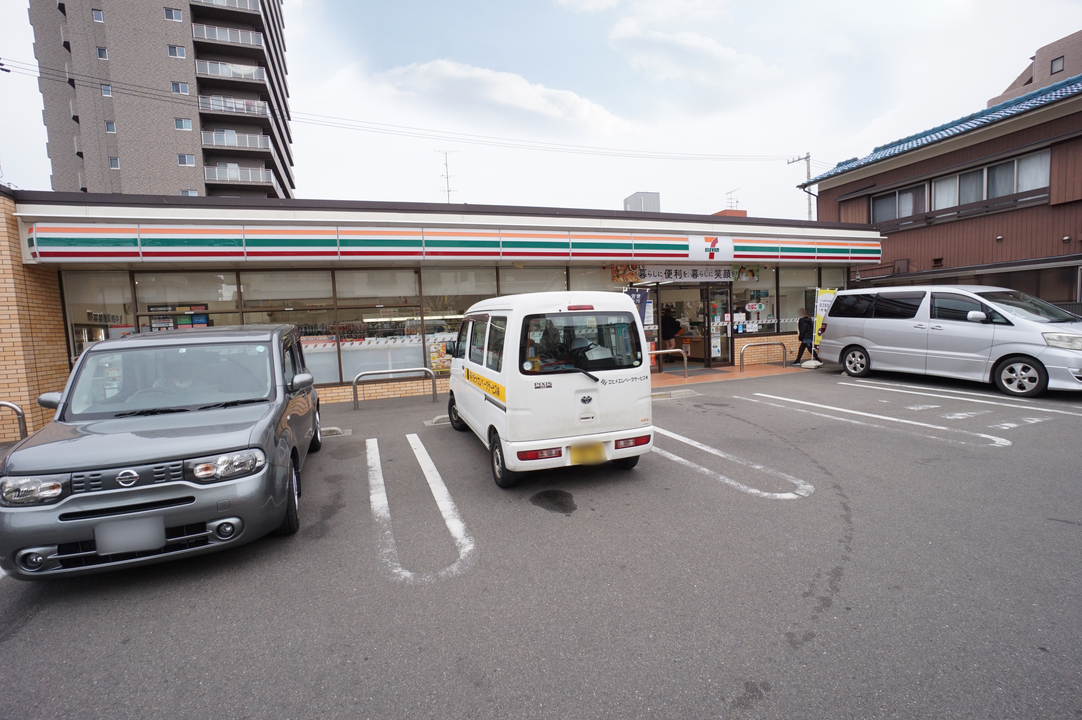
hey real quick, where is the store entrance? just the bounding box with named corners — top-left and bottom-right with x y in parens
top-left (656, 283), bottom-right (732, 368)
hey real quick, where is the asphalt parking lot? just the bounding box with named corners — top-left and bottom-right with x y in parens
top-left (1, 367), bottom-right (1081, 719)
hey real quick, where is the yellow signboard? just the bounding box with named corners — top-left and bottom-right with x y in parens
top-left (814, 288), bottom-right (837, 348)
top-left (464, 367), bottom-right (506, 403)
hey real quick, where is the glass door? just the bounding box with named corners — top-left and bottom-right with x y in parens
top-left (707, 285), bottom-right (732, 365)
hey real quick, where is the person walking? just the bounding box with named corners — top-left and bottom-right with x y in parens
top-left (793, 308), bottom-right (815, 365)
top-left (660, 308), bottom-right (681, 351)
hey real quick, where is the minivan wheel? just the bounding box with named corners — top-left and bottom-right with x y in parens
top-left (490, 432), bottom-right (519, 489)
top-left (843, 346), bottom-right (871, 377)
top-left (272, 460), bottom-right (300, 536)
top-left (448, 396), bottom-right (468, 432)
top-left (994, 356), bottom-right (1048, 397)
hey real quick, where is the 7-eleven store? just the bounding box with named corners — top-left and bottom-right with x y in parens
top-left (0, 188), bottom-right (881, 440)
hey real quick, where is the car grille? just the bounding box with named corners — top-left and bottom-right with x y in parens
top-left (71, 472), bottom-right (103, 493)
top-left (70, 461), bottom-right (185, 494)
top-left (153, 462), bottom-right (184, 483)
top-left (54, 522), bottom-right (210, 569)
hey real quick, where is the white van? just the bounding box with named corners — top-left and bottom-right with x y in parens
top-left (447, 291), bottom-right (654, 487)
top-left (819, 285), bottom-right (1082, 397)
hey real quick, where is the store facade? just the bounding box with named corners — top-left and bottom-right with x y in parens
top-left (0, 188), bottom-right (881, 440)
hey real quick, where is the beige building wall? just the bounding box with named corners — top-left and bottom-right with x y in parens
top-left (988, 29), bottom-right (1082, 107)
top-left (0, 190), bottom-right (73, 442)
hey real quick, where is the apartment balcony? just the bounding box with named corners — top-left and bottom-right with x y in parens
top-left (204, 165), bottom-right (283, 197)
top-left (198, 95), bottom-right (270, 120)
top-left (202, 131), bottom-right (271, 150)
top-left (193, 23), bottom-right (263, 47)
top-left (190, 0), bottom-right (260, 12)
top-left (196, 60), bottom-right (265, 82)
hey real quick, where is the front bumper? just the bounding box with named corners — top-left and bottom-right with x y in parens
top-left (0, 466), bottom-right (284, 580)
top-left (1038, 347), bottom-right (1082, 391)
top-left (502, 427), bottom-right (654, 473)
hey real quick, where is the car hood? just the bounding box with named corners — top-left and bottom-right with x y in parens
top-left (2, 405), bottom-right (273, 475)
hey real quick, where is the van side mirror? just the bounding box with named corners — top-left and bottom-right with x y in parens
top-left (37, 392), bottom-right (62, 409)
top-left (966, 310), bottom-right (987, 323)
top-left (290, 373), bottom-right (314, 392)
top-left (445, 341), bottom-right (457, 357)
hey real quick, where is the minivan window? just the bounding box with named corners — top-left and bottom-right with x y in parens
top-left (829, 293), bottom-right (875, 318)
top-left (976, 290), bottom-right (1079, 323)
top-left (872, 292), bottom-right (926, 320)
top-left (521, 312), bottom-right (642, 374)
top-left (469, 319), bottom-right (488, 365)
top-left (486, 317), bottom-right (506, 372)
top-left (453, 322), bottom-right (468, 359)
top-left (931, 293), bottom-right (985, 322)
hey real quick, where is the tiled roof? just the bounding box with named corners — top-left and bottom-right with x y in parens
top-left (802, 72), bottom-right (1082, 188)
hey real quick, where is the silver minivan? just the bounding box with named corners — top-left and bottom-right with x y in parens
top-left (819, 285), bottom-right (1082, 397)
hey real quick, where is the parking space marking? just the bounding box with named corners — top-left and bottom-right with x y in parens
top-left (753, 393), bottom-right (1012, 447)
top-left (653, 427), bottom-right (814, 499)
top-left (853, 378), bottom-right (1039, 402)
top-left (366, 436), bottom-right (476, 584)
top-left (906, 404), bottom-right (941, 411)
top-left (942, 411), bottom-right (993, 420)
top-left (990, 417), bottom-right (1051, 430)
top-left (842, 381), bottom-right (1082, 418)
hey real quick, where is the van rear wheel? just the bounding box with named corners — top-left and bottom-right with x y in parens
top-left (994, 355), bottom-right (1048, 397)
top-left (611, 456), bottom-right (639, 470)
top-left (842, 346), bottom-right (871, 377)
top-left (448, 396), bottom-right (468, 432)
top-left (490, 432), bottom-right (519, 489)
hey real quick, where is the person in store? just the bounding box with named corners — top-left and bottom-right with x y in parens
top-left (793, 308), bottom-right (815, 365)
top-left (661, 308), bottom-right (681, 351)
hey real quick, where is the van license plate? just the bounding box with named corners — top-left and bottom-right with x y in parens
top-left (570, 443), bottom-right (606, 465)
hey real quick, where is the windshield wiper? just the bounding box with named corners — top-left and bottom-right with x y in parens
top-left (566, 367), bottom-right (600, 382)
top-left (113, 407), bottom-right (191, 418)
top-left (198, 397), bottom-right (270, 410)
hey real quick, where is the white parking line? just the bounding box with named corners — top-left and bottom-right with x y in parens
top-left (842, 381), bottom-right (1082, 417)
top-left (366, 436), bottom-right (476, 584)
top-left (854, 378), bottom-right (1038, 401)
top-left (753, 393), bottom-right (1012, 447)
top-left (653, 427), bottom-right (814, 499)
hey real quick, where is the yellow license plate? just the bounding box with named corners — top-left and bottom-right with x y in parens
top-left (570, 443), bottom-right (606, 465)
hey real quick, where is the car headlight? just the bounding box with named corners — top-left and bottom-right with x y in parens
top-left (0, 474), bottom-right (69, 506)
top-left (186, 449), bottom-right (266, 483)
top-left (1043, 332), bottom-right (1082, 351)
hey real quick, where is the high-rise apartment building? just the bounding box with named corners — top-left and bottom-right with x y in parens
top-left (28, 0), bottom-right (294, 198)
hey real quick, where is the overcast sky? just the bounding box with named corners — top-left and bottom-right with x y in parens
top-left (2, 0), bottom-right (1081, 219)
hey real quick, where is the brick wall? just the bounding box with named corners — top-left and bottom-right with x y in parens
top-left (734, 334), bottom-right (803, 366)
top-left (319, 376), bottom-right (451, 406)
top-left (0, 192), bottom-right (73, 441)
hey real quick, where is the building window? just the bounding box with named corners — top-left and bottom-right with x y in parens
top-left (171, 82), bottom-right (189, 95)
top-left (871, 184), bottom-right (925, 223)
top-left (96, 47), bottom-right (107, 60)
top-left (168, 45), bottom-right (186, 58)
top-left (1052, 56), bottom-right (1065, 74)
top-left (178, 154), bottom-right (195, 166)
top-left (104, 120), bottom-right (116, 133)
top-left (174, 118), bottom-right (192, 130)
top-left (180, 189), bottom-right (198, 196)
top-left (92, 8), bottom-right (103, 22)
top-left (101, 84), bottom-right (112, 97)
top-left (164, 8), bottom-right (182, 21)
top-left (108, 157), bottom-right (119, 169)
top-left (928, 150), bottom-right (1051, 211)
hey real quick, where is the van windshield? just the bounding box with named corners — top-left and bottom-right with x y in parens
top-left (520, 312), bottom-right (643, 374)
top-left (975, 291), bottom-right (1079, 323)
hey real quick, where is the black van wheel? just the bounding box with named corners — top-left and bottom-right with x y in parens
top-left (611, 456), bottom-right (639, 470)
top-left (490, 432), bottom-right (519, 489)
top-left (272, 460), bottom-right (300, 536)
top-left (994, 355), bottom-right (1048, 397)
top-left (448, 396), bottom-right (468, 432)
top-left (308, 405), bottom-right (323, 453)
top-left (842, 346), bottom-right (871, 377)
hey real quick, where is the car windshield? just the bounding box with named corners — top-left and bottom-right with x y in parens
top-left (520, 312), bottom-right (643, 374)
top-left (66, 342), bottom-right (274, 419)
top-left (975, 290), bottom-right (1079, 323)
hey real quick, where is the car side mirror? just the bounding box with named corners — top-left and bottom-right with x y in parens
top-left (967, 310), bottom-right (987, 323)
top-left (445, 341), bottom-right (457, 357)
top-left (37, 392), bottom-right (62, 409)
top-left (290, 373), bottom-right (314, 392)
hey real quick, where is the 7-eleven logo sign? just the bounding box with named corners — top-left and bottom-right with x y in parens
top-left (705, 236), bottom-right (719, 259)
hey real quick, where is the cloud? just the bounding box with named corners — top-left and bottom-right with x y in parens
top-left (554, 0), bottom-right (622, 12)
top-left (378, 60), bottom-right (630, 132)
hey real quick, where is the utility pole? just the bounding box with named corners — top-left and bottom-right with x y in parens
top-left (788, 153), bottom-right (812, 220)
top-left (436, 150), bottom-right (457, 203)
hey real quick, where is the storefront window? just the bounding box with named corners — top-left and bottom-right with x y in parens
top-left (821, 266), bottom-right (846, 291)
top-left (244, 308), bottom-right (340, 383)
top-left (336, 269), bottom-right (418, 305)
top-left (421, 267), bottom-right (496, 336)
top-left (499, 267), bottom-right (567, 294)
top-left (138, 313), bottom-right (238, 334)
top-left (337, 307), bottom-right (425, 381)
top-left (134, 272), bottom-right (238, 313)
top-left (240, 271), bottom-right (333, 309)
top-left (778, 267), bottom-right (818, 333)
top-left (63, 271), bottom-right (135, 357)
top-left (569, 266), bottom-right (626, 292)
top-left (730, 265), bottom-right (776, 335)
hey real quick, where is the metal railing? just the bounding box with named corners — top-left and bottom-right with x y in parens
top-left (0, 401), bottom-right (28, 440)
top-left (201, 131), bottom-right (271, 149)
top-left (353, 368), bottom-right (437, 409)
top-left (193, 23), bottom-right (264, 47)
top-left (190, 0), bottom-right (260, 11)
top-left (649, 349), bottom-right (688, 378)
top-left (738, 342), bottom-right (789, 372)
top-left (204, 165), bottom-right (272, 183)
top-left (198, 95), bottom-right (269, 116)
top-left (196, 60), bottom-right (265, 81)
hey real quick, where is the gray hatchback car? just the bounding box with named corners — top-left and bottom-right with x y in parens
top-left (0, 324), bottom-right (321, 580)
